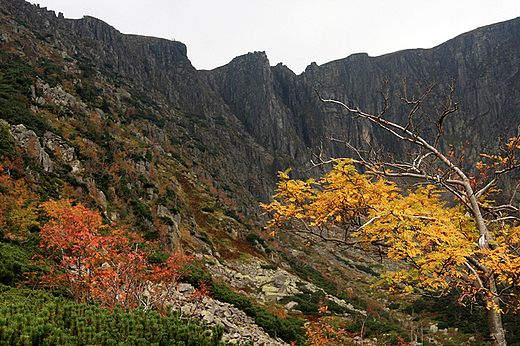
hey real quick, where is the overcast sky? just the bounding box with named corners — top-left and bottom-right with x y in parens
top-left (31, 0), bottom-right (520, 74)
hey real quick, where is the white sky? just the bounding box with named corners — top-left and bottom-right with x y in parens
top-left (31, 0), bottom-right (520, 74)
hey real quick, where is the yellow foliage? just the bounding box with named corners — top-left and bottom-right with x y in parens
top-left (0, 164), bottom-right (39, 240)
top-left (263, 160), bottom-right (520, 309)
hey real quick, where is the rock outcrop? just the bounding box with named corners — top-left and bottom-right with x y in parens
top-left (169, 283), bottom-right (288, 346)
top-left (8, 123), bottom-right (54, 172)
top-left (43, 131), bottom-right (81, 173)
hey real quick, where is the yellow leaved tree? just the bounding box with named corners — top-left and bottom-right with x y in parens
top-left (262, 82), bottom-right (520, 346)
top-left (0, 162), bottom-right (39, 241)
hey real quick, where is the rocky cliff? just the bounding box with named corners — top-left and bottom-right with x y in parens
top-left (206, 18), bottom-right (520, 176)
top-left (5, 0), bottom-right (520, 208)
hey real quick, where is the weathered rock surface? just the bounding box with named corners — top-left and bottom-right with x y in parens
top-left (8, 123), bottom-right (54, 172)
top-left (43, 131), bottom-right (81, 173)
top-left (206, 257), bottom-right (359, 314)
top-left (168, 283), bottom-right (288, 346)
top-left (39, 81), bottom-right (79, 107)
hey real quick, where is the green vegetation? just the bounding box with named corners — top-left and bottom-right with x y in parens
top-left (224, 209), bottom-right (241, 222)
top-left (245, 232), bottom-right (272, 254)
top-left (75, 83), bottom-right (102, 105)
top-left (196, 231), bottom-right (214, 248)
top-left (0, 243), bottom-right (36, 286)
top-left (404, 292), bottom-right (520, 344)
top-left (78, 62), bottom-right (95, 78)
top-left (185, 112), bottom-right (205, 125)
top-left (0, 299), bottom-right (229, 345)
top-left (245, 233), bottom-right (264, 247)
top-left (290, 262), bottom-right (337, 297)
top-left (0, 124), bottom-right (16, 158)
top-left (259, 264), bottom-right (277, 270)
top-left (332, 253), bottom-right (380, 277)
top-left (210, 282), bottom-right (305, 344)
top-left (280, 287), bottom-right (352, 316)
top-left (130, 199), bottom-right (153, 220)
top-left (37, 57), bottom-right (61, 86)
top-left (122, 89), bottom-right (164, 126)
top-left (344, 317), bottom-right (406, 342)
top-left (0, 51), bottom-right (52, 135)
top-left (212, 115), bottom-right (226, 126)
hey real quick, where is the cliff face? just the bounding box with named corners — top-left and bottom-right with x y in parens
top-left (208, 18), bottom-right (520, 171)
top-left (2, 0), bottom-right (520, 210)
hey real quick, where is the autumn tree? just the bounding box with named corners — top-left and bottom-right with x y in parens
top-left (0, 162), bottom-right (39, 241)
top-left (31, 199), bottom-right (193, 311)
top-left (302, 306), bottom-right (351, 346)
top-left (263, 81), bottom-right (520, 346)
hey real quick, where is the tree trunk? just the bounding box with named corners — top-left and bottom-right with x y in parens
top-left (487, 304), bottom-right (507, 346)
top-left (487, 276), bottom-right (507, 346)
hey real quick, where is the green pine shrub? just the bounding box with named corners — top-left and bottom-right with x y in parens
top-left (0, 243), bottom-right (36, 286)
top-left (0, 298), bottom-right (230, 345)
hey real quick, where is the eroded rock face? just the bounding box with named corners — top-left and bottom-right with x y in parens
top-left (5, 121), bottom-right (82, 175)
top-left (40, 83), bottom-right (78, 107)
top-left (43, 131), bottom-right (81, 173)
top-left (157, 205), bottom-right (182, 248)
top-left (207, 19), bottom-right (520, 172)
top-left (9, 124), bottom-right (54, 172)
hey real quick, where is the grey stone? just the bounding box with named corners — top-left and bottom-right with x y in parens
top-left (284, 301), bottom-right (298, 310)
top-left (9, 124), bottom-right (54, 172)
top-left (43, 131), bottom-right (76, 163)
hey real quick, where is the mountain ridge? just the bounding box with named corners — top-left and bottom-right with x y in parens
top-left (11, 1), bottom-right (520, 184)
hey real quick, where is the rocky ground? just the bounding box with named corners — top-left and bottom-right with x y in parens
top-left (169, 282), bottom-right (288, 346)
top-left (166, 256), bottom-right (368, 345)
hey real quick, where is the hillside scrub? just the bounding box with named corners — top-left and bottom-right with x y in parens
top-left (29, 198), bottom-right (194, 311)
top-left (0, 298), bottom-right (229, 345)
top-left (185, 264), bottom-right (307, 345)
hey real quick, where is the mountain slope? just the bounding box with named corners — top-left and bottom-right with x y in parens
top-left (2, 1), bottom-right (520, 344)
top-left (6, 1), bottom-right (520, 204)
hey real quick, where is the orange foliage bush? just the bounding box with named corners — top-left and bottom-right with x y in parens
top-left (30, 199), bottom-right (193, 311)
top-left (303, 306), bottom-right (351, 346)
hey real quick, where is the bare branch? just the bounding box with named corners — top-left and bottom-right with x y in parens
top-left (316, 84), bottom-right (493, 245)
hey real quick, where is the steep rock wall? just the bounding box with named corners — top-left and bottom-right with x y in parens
top-left (3, 0), bottom-right (520, 205)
